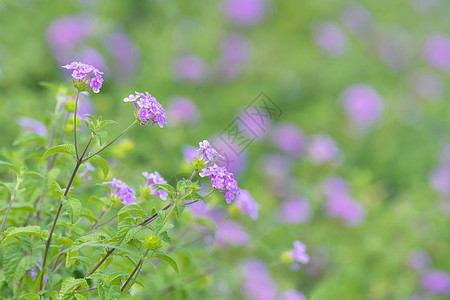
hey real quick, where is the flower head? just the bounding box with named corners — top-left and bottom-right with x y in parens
top-left (199, 164), bottom-right (240, 204)
top-left (62, 61), bottom-right (104, 93)
top-left (103, 178), bottom-right (136, 206)
top-left (79, 162), bottom-right (95, 180)
top-left (124, 91), bottom-right (167, 127)
top-left (234, 189), bottom-right (259, 219)
top-left (197, 140), bottom-right (222, 162)
top-left (142, 171), bottom-right (168, 200)
top-left (18, 117), bottom-right (47, 137)
top-left (291, 240), bottom-right (310, 264)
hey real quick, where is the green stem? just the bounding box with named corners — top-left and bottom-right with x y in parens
top-left (121, 249), bottom-right (149, 293)
top-left (0, 178), bottom-right (21, 234)
top-left (74, 91), bottom-right (80, 160)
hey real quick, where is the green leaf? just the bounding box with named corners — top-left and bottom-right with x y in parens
top-left (61, 196), bottom-right (82, 225)
top-left (183, 192), bottom-right (205, 203)
top-left (4, 245), bottom-right (24, 287)
top-left (18, 293), bottom-right (40, 300)
top-left (116, 221), bottom-right (142, 246)
top-left (95, 130), bottom-right (108, 146)
top-left (42, 144), bottom-right (76, 160)
top-left (118, 204), bottom-right (146, 222)
top-left (155, 184), bottom-right (176, 198)
top-left (23, 171), bottom-right (45, 180)
top-left (174, 201), bottom-right (186, 219)
top-left (0, 161), bottom-right (19, 175)
top-left (1, 226), bottom-right (41, 246)
top-left (58, 277), bottom-right (87, 300)
top-left (152, 250), bottom-right (179, 275)
top-left (68, 256), bottom-right (90, 267)
top-left (0, 181), bottom-right (16, 195)
top-left (13, 133), bottom-right (46, 146)
top-left (88, 155), bottom-right (109, 178)
top-left (51, 181), bottom-right (63, 199)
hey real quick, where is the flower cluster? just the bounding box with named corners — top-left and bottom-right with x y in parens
top-left (124, 91), bottom-right (167, 127)
top-left (291, 240), bottom-right (310, 264)
top-left (62, 61), bottom-right (104, 93)
top-left (199, 164), bottom-right (240, 204)
top-left (103, 178), bottom-right (136, 206)
top-left (142, 171), bottom-right (168, 200)
top-left (198, 140), bottom-right (222, 162)
top-left (234, 189), bottom-right (259, 219)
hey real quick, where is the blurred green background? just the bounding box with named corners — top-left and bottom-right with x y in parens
top-left (1, 0), bottom-right (450, 299)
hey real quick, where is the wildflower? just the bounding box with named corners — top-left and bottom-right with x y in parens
top-left (278, 290), bottom-right (306, 300)
top-left (18, 117), bottom-right (47, 137)
top-left (291, 240), bottom-right (310, 264)
top-left (313, 21), bottom-right (347, 57)
top-left (234, 189), bottom-right (259, 220)
top-left (171, 55), bottom-right (207, 82)
top-left (278, 197), bottom-right (311, 224)
top-left (199, 164), bottom-right (239, 204)
top-left (198, 140), bottom-right (222, 162)
top-left (142, 171), bottom-right (168, 200)
top-left (224, 0), bottom-right (267, 26)
top-left (27, 258), bottom-right (47, 283)
top-left (270, 123), bottom-right (306, 157)
top-left (166, 97), bottom-right (199, 126)
top-left (307, 133), bottom-right (340, 164)
top-left (215, 221), bottom-right (249, 246)
top-left (123, 91), bottom-right (167, 127)
top-left (62, 61), bottom-right (104, 93)
top-left (79, 162), bottom-right (95, 180)
top-left (422, 270), bottom-right (450, 295)
top-left (103, 178), bottom-right (136, 205)
top-left (241, 259), bottom-right (278, 300)
top-left (423, 34), bottom-right (450, 71)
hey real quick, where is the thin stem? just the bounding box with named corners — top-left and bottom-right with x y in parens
top-left (0, 178), bottom-right (21, 234)
top-left (76, 287), bottom-right (98, 293)
top-left (121, 249), bottom-right (149, 293)
top-left (82, 120), bottom-right (137, 162)
top-left (87, 207), bottom-right (109, 235)
top-left (38, 135), bottom-right (93, 292)
top-left (74, 92), bottom-right (80, 160)
top-left (73, 248), bottom-right (115, 291)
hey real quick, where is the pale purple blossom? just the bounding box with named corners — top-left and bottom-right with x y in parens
top-left (142, 171), bottom-right (168, 200)
top-left (430, 166), bottom-right (450, 195)
top-left (270, 123), bottom-right (306, 157)
top-left (183, 145), bottom-right (200, 162)
top-left (188, 200), bottom-right (209, 219)
top-left (77, 47), bottom-right (109, 76)
top-left (313, 21), bottom-right (347, 57)
top-left (197, 140), bottom-right (222, 162)
top-left (18, 117), bottom-right (47, 137)
top-left (234, 189), bottom-right (259, 219)
top-left (224, 0), bottom-right (267, 26)
top-left (79, 162), bottom-right (95, 180)
top-left (408, 0), bottom-right (441, 13)
top-left (291, 240), bottom-right (310, 264)
top-left (409, 71), bottom-right (444, 100)
top-left (423, 34), bottom-right (450, 70)
top-left (308, 133), bottom-right (340, 164)
top-left (241, 259), bottom-right (278, 300)
top-left (407, 249), bottom-right (431, 271)
top-left (104, 32), bottom-right (139, 79)
top-left (277, 290), bottom-right (306, 300)
top-left (62, 61), bottom-right (104, 93)
top-left (422, 270), bottom-right (450, 295)
top-left (123, 91), bottom-right (167, 127)
top-left (340, 2), bottom-right (373, 36)
top-left (340, 83), bottom-right (384, 128)
top-left (199, 164), bottom-right (240, 204)
top-left (27, 258), bottom-right (47, 283)
top-left (103, 178), bottom-right (136, 206)
top-left (215, 221), bottom-right (249, 246)
top-left (278, 197), bottom-right (311, 224)
top-left (216, 33), bottom-right (252, 80)
top-left (172, 55), bottom-right (207, 82)
top-left (166, 97), bottom-right (199, 126)
top-left (262, 154), bottom-right (291, 178)
top-left (211, 136), bottom-right (248, 175)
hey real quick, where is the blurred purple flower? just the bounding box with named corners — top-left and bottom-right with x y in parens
top-left (340, 2), bottom-right (373, 36)
top-left (307, 133), bottom-right (340, 164)
top-left (235, 189), bottom-right (259, 219)
top-left (407, 249), bottom-right (431, 271)
top-left (223, 0), bottom-right (267, 26)
top-left (103, 178), bottom-right (136, 206)
top-left (18, 117), bottom-right (47, 137)
top-left (216, 33), bottom-right (251, 80)
top-left (215, 221), bottom-right (249, 246)
top-left (430, 166), bottom-right (450, 195)
top-left (278, 290), bottom-right (306, 300)
top-left (77, 47), bottom-right (109, 76)
top-left (313, 21), bottom-right (347, 57)
top-left (77, 92), bottom-right (95, 118)
top-left (409, 0), bottom-right (442, 13)
top-left (79, 162), bottom-right (95, 180)
top-left (261, 154), bottom-right (291, 179)
top-left (322, 176), bottom-right (350, 197)
top-left (104, 31), bottom-right (139, 79)
top-left (422, 270), bottom-right (450, 295)
top-left (409, 71), bottom-right (444, 100)
top-left (238, 105), bottom-right (272, 140)
top-left (188, 200), bottom-right (209, 219)
top-left (142, 171), bottom-right (168, 200)
top-left (183, 145), bottom-right (200, 162)
top-left (27, 258), bottom-right (47, 283)
top-left (278, 197), bottom-right (311, 224)
top-left (241, 259), bottom-right (278, 300)
top-left (166, 97), bottom-right (199, 126)
top-left (270, 123), bottom-right (306, 157)
top-left (375, 29), bottom-right (413, 71)
top-left (172, 55), bottom-right (207, 82)
top-left (340, 83), bottom-right (384, 128)
top-left (423, 34), bottom-right (450, 70)
top-left (211, 135), bottom-right (248, 175)
top-left (46, 16), bottom-right (91, 56)
top-left (291, 240), bottom-right (310, 264)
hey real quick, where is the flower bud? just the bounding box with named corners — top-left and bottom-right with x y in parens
top-left (145, 234), bottom-right (162, 250)
top-left (192, 157), bottom-right (207, 171)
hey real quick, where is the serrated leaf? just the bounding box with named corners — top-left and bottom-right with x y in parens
top-left (42, 144), bottom-right (76, 160)
top-left (18, 293), bottom-right (40, 300)
top-left (95, 130), bottom-right (108, 146)
top-left (4, 245), bottom-right (23, 287)
top-left (118, 204), bottom-right (146, 222)
top-left (0, 161), bottom-right (19, 175)
top-left (58, 277), bottom-right (87, 300)
top-left (152, 250), bottom-right (179, 275)
top-left (183, 192), bottom-right (205, 202)
top-left (174, 202), bottom-right (186, 219)
top-left (51, 181), bottom-right (63, 199)
top-left (69, 256), bottom-right (90, 267)
top-left (88, 155), bottom-right (109, 178)
top-left (61, 197), bottom-right (82, 225)
top-left (0, 181), bottom-right (15, 195)
top-left (117, 221), bottom-right (142, 246)
top-left (1, 226), bottom-right (41, 246)
top-left (155, 184), bottom-right (176, 197)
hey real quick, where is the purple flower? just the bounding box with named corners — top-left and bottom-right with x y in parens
top-left (123, 91), bottom-right (167, 127)
top-left (277, 290), bottom-right (306, 300)
top-left (270, 123), bottom-right (306, 157)
top-left (199, 164), bottom-right (240, 204)
top-left (422, 270), bottom-right (450, 295)
top-left (62, 61), bottom-right (104, 93)
top-left (408, 0), bottom-right (441, 13)
top-left (215, 221), bottom-right (249, 246)
top-left (241, 259), bottom-right (278, 300)
top-left (407, 249), bottom-right (431, 271)
top-left (103, 178), bottom-right (136, 206)
top-left (307, 133), bottom-right (340, 164)
top-left (423, 34), bottom-right (450, 70)
top-left (166, 97), bottom-right (199, 126)
top-left (197, 140), bottom-right (222, 162)
top-left (18, 117), bottom-right (47, 137)
top-left (340, 2), bottom-right (373, 36)
top-left (46, 16), bottom-right (91, 56)
top-left (79, 162), bottom-right (95, 180)
top-left (313, 21), bottom-right (347, 57)
top-left (171, 55), bottom-right (207, 82)
top-left (77, 47), bottom-right (109, 76)
top-left (234, 189), bottom-right (259, 219)
top-left (291, 240), bottom-right (310, 264)
top-left (211, 135), bottom-right (248, 175)
top-left (142, 171), bottom-right (168, 200)
top-left (188, 200), bottom-right (209, 219)
top-left (340, 83), bottom-right (384, 128)
top-left (224, 0), bottom-right (267, 26)
top-left (409, 71), bottom-right (444, 100)
top-left (104, 31), bottom-right (139, 79)
top-left (26, 258), bottom-right (47, 283)
top-left (261, 154), bottom-right (291, 178)
top-left (278, 197), bottom-right (311, 224)
top-left (183, 145), bottom-right (200, 162)
top-left (216, 33), bottom-right (252, 80)
top-left (430, 166), bottom-right (450, 195)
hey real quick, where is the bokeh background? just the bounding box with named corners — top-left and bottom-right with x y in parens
top-left (1, 0), bottom-right (450, 299)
